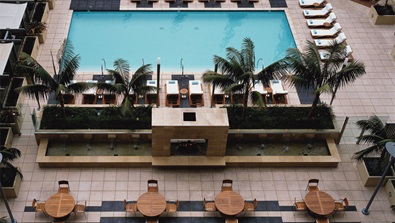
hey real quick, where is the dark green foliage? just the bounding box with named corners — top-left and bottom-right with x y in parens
top-left (227, 105), bottom-right (334, 129)
top-left (40, 106), bottom-right (152, 129)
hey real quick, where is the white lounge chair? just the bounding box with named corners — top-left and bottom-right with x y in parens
top-left (310, 23), bottom-right (341, 38)
top-left (269, 80), bottom-right (288, 104)
top-left (299, 0), bottom-right (326, 7)
top-left (319, 45), bottom-right (353, 61)
top-left (145, 80), bottom-right (158, 105)
top-left (188, 80), bottom-right (204, 107)
top-left (165, 80), bottom-right (180, 107)
top-left (303, 3), bottom-right (333, 17)
top-left (252, 80), bottom-right (268, 95)
top-left (314, 33), bottom-right (346, 48)
top-left (209, 84), bottom-right (226, 105)
top-left (306, 12), bottom-right (336, 27)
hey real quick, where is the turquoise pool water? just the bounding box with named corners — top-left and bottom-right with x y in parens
top-left (67, 11), bottom-right (296, 72)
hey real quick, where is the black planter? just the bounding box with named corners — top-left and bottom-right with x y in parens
top-left (4, 78), bottom-right (24, 107)
top-left (32, 2), bottom-right (46, 22)
top-left (0, 168), bottom-right (17, 187)
top-left (374, 5), bottom-right (395, 15)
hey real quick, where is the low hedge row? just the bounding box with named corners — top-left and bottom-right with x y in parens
top-left (40, 106), bottom-right (152, 129)
top-left (40, 105), bottom-right (334, 130)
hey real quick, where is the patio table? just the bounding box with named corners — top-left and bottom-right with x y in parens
top-left (304, 191), bottom-right (335, 217)
top-left (215, 191), bottom-right (244, 216)
top-left (45, 192), bottom-right (75, 219)
top-left (137, 192), bottom-right (166, 217)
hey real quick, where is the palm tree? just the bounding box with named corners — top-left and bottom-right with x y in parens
top-left (0, 146), bottom-right (23, 179)
top-left (353, 115), bottom-right (395, 162)
top-left (202, 37), bottom-right (284, 117)
top-left (280, 40), bottom-right (365, 118)
top-left (329, 58), bottom-right (365, 105)
top-left (15, 47), bottom-right (91, 109)
top-left (97, 58), bottom-right (154, 115)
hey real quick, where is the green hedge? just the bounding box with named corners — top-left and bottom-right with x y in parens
top-left (226, 105), bottom-right (334, 129)
top-left (40, 105), bottom-right (334, 130)
top-left (40, 106), bottom-right (152, 129)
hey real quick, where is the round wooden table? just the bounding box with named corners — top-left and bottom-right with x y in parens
top-left (304, 191), bottom-right (335, 217)
top-left (180, 88), bottom-right (188, 98)
top-left (137, 192), bottom-right (166, 217)
top-left (45, 192), bottom-right (75, 219)
top-left (215, 191), bottom-right (245, 216)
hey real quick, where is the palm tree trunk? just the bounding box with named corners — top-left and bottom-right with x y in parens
top-left (330, 80), bottom-right (340, 105)
top-left (308, 93), bottom-right (320, 118)
top-left (211, 83), bottom-right (216, 108)
top-left (242, 82), bottom-right (249, 118)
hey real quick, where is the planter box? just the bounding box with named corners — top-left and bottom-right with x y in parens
top-left (21, 36), bottom-right (39, 59)
top-left (356, 158), bottom-right (394, 187)
top-left (32, 2), bottom-right (49, 24)
top-left (385, 179), bottom-right (395, 205)
top-left (369, 5), bottom-right (395, 25)
top-left (3, 77), bottom-right (26, 108)
top-left (0, 127), bottom-right (14, 148)
top-left (1, 167), bottom-right (22, 198)
top-left (38, 28), bottom-right (47, 44)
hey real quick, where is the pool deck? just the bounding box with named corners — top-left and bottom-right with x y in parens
top-left (3, 0), bottom-right (395, 222)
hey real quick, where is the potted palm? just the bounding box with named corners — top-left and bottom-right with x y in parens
top-left (26, 21), bottom-right (47, 44)
top-left (0, 108), bottom-right (22, 135)
top-left (0, 146), bottom-right (23, 198)
top-left (354, 116), bottom-right (395, 186)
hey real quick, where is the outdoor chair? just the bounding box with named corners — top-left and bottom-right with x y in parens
top-left (225, 218), bottom-right (239, 223)
top-left (303, 3), bottom-right (333, 17)
top-left (123, 199), bottom-right (137, 216)
top-left (319, 45), bottom-right (353, 61)
top-left (316, 218), bottom-right (330, 223)
top-left (333, 197), bottom-right (348, 216)
top-left (310, 23), bottom-right (342, 38)
top-left (147, 179), bottom-right (159, 192)
top-left (203, 198), bottom-right (216, 216)
top-left (166, 199), bottom-right (179, 215)
top-left (306, 179), bottom-right (319, 191)
top-left (299, 0), bottom-right (326, 7)
top-left (293, 198), bottom-right (307, 215)
top-left (221, 179), bottom-right (233, 191)
top-left (32, 198), bottom-right (47, 217)
top-left (244, 198), bottom-right (258, 216)
top-left (73, 200), bottom-right (87, 219)
top-left (58, 180), bottom-right (70, 193)
top-left (306, 12), bottom-right (336, 28)
top-left (314, 32), bottom-right (346, 48)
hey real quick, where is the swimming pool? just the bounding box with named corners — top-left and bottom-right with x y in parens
top-left (67, 11), bottom-right (296, 72)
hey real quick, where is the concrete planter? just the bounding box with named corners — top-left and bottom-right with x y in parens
top-left (1, 167), bottom-right (22, 198)
top-left (369, 5), bottom-right (395, 25)
top-left (356, 158), bottom-right (394, 187)
top-left (0, 127), bottom-right (14, 148)
top-left (21, 36), bottom-right (39, 59)
top-left (385, 179), bottom-right (395, 205)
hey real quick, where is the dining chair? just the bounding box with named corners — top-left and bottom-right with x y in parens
top-left (221, 179), bottom-right (233, 191)
top-left (306, 179), bottom-right (319, 192)
top-left (244, 198), bottom-right (258, 216)
top-left (32, 198), bottom-right (47, 217)
top-left (145, 218), bottom-right (159, 223)
top-left (123, 199), bottom-right (137, 216)
top-left (225, 217), bottom-right (239, 223)
top-left (333, 197), bottom-right (348, 216)
top-left (293, 197), bottom-right (307, 215)
top-left (203, 198), bottom-right (216, 216)
top-left (58, 180), bottom-right (70, 193)
top-left (315, 218), bottom-right (330, 223)
top-left (73, 200), bottom-right (87, 219)
top-left (166, 199), bottom-right (179, 215)
top-left (147, 179), bottom-right (159, 192)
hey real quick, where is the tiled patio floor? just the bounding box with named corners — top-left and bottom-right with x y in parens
top-left (1, 0), bottom-right (394, 222)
